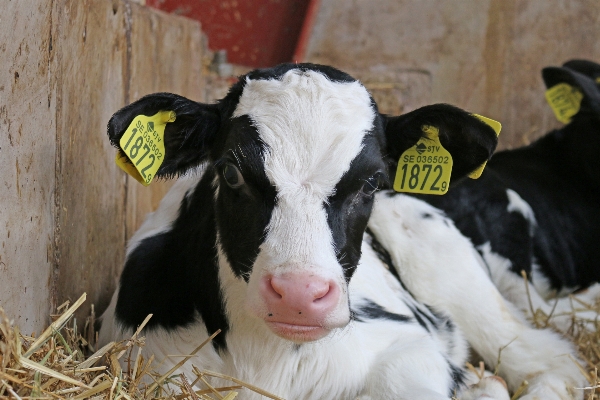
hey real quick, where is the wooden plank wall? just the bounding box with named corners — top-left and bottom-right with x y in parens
top-left (306, 0), bottom-right (600, 149)
top-left (1, 1), bottom-right (57, 334)
top-left (1, 0), bottom-right (205, 333)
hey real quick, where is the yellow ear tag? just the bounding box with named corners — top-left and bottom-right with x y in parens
top-left (393, 125), bottom-right (453, 195)
top-left (545, 83), bottom-right (583, 124)
top-left (467, 114), bottom-right (502, 179)
top-left (116, 110), bottom-right (176, 186)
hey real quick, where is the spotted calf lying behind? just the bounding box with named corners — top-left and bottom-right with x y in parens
top-left (99, 63), bottom-right (584, 400)
top-left (422, 59), bottom-right (600, 332)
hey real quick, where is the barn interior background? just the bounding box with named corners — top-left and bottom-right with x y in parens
top-left (1, 0), bottom-right (599, 335)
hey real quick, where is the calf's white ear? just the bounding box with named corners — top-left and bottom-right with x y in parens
top-left (384, 104), bottom-right (499, 184)
top-left (108, 92), bottom-right (221, 179)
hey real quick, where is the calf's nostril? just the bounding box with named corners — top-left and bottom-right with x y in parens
top-left (313, 284), bottom-right (331, 301)
top-left (269, 278), bottom-right (285, 299)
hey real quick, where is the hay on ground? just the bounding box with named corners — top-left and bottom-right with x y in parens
top-left (1, 287), bottom-right (599, 399)
top-left (0, 293), bottom-right (282, 400)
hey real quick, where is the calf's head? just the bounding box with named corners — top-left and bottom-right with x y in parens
top-left (543, 59), bottom-right (600, 190)
top-left (108, 64), bottom-right (497, 342)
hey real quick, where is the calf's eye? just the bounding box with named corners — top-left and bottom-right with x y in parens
top-left (361, 173), bottom-right (383, 196)
top-left (222, 163), bottom-right (245, 188)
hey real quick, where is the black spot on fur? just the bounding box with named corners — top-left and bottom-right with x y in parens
top-left (326, 136), bottom-right (387, 282)
top-left (115, 171), bottom-right (230, 351)
top-left (365, 228), bottom-right (402, 284)
top-left (448, 361), bottom-right (466, 395)
top-left (353, 300), bottom-right (412, 323)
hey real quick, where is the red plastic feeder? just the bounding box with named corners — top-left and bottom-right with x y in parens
top-left (146, 0), bottom-right (320, 68)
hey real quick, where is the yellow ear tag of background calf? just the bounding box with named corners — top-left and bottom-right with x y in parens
top-left (116, 110), bottom-right (176, 186)
top-left (393, 125), bottom-right (453, 195)
top-left (467, 114), bottom-right (502, 179)
top-left (545, 83), bottom-right (583, 124)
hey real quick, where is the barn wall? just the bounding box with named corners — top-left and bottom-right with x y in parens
top-left (0, 0), bottom-right (205, 333)
top-left (305, 0), bottom-right (600, 149)
top-left (1, 1), bottom-right (57, 335)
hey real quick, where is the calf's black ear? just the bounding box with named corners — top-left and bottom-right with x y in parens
top-left (384, 104), bottom-right (499, 184)
top-left (108, 92), bottom-right (221, 179)
top-left (562, 59), bottom-right (600, 84)
top-left (542, 65), bottom-right (600, 121)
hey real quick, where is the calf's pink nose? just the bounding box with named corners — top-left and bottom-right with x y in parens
top-left (261, 273), bottom-right (340, 321)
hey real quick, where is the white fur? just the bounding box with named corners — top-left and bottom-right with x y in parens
top-left (369, 193), bottom-right (585, 399)
top-left (505, 189), bottom-right (536, 235)
top-left (479, 242), bottom-right (600, 333)
top-left (126, 171), bottom-right (203, 256)
top-left (234, 70), bottom-right (375, 327)
top-left (460, 377), bottom-right (510, 400)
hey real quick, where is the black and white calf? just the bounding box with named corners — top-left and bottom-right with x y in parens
top-left (422, 59), bottom-right (600, 332)
top-left (99, 64), bottom-right (583, 399)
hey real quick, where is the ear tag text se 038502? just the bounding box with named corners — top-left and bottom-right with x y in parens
top-left (115, 110), bottom-right (176, 186)
top-left (545, 83), bottom-right (583, 124)
top-left (393, 125), bottom-right (453, 195)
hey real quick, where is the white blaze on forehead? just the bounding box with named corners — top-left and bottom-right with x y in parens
top-left (233, 69), bottom-right (375, 199)
top-left (234, 68), bottom-right (374, 271)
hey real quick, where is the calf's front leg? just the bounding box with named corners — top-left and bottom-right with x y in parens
top-left (369, 193), bottom-right (585, 400)
top-left (359, 335), bottom-right (509, 400)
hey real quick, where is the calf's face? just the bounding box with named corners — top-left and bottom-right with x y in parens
top-left (108, 64), bottom-right (498, 342)
top-left (221, 71), bottom-right (383, 341)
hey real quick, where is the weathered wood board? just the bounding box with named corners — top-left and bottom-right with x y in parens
top-left (0, 1), bottom-right (56, 335)
top-left (53, 0), bottom-right (128, 321)
top-left (0, 0), bottom-right (205, 332)
top-left (306, 0), bottom-right (600, 149)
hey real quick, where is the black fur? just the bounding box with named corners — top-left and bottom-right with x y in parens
top-left (365, 227), bottom-right (406, 290)
top-left (115, 170), bottom-right (230, 351)
top-left (211, 116), bottom-right (276, 281)
top-left (448, 361), bottom-right (467, 395)
top-left (326, 136), bottom-right (388, 281)
top-left (353, 299), bottom-right (412, 323)
top-left (422, 60), bottom-right (600, 291)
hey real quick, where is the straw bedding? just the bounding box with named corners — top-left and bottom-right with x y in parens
top-left (1, 287), bottom-right (599, 399)
top-left (0, 293), bottom-right (281, 400)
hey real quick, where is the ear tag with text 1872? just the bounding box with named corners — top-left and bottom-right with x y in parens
top-left (545, 83), bottom-right (583, 124)
top-left (467, 114), bottom-right (502, 179)
top-left (115, 110), bottom-right (176, 186)
top-left (393, 125), bottom-right (452, 195)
